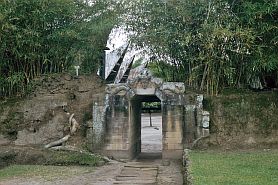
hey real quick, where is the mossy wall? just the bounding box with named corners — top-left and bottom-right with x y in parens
top-left (201, 91), bottom-right (278, 148)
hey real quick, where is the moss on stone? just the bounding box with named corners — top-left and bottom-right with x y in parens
top-left (204, 91), bottom-right (278, 136)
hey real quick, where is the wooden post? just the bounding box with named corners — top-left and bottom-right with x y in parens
top-left (149, 110), bottom-right (152, 127)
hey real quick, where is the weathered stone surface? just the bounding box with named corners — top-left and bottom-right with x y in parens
top-left (161, 82), bottom-right (185, 94)
top-left (194, 93), bottom-right (278, 149)
top-left (0, 134), bottom-right (11, 145)
top-left (202, 111), bottom-right (210, 128)
top-left (136, 88), bottom-right (156, 95)
top-left (92, 69), bottom-right (209, 160)
top-left (22, 96), bottom-right (67, 121)
top-left (0, 106), bottom-right (11, 123)
top-left (182, 149), bottom-right (193, 185)
top-left (15, 114), bottom-right (65, 145)
top-left (1, 74), bottom-right (105, 147)
top-left (113, 163), bottom-right (158, 185)
top-left (196, 94), bottom-right (203, 109)
top-left (245, 136), bottom-right (256, 145)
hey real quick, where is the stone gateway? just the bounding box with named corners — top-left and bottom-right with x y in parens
top-left (88, 70), bottom-right (209, 160)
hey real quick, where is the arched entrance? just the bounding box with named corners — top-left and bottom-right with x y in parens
top-left (88, 72), bottom-right (210, 160)
top-left (101, 74), bottom-right (186, 159)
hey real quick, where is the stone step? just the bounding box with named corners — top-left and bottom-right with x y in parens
top-left (113, 162), bottom-right (159, 185)
top-left (113, 179), bottom-right (157, 184)
top-left (116, 176), bottom-right (156, 181)
top-left (118, 173), bottom-right (156, 177)
top-left (124, 164), bottom-right (158, 168)
top-left (121, 168), bottom-right (157, 172)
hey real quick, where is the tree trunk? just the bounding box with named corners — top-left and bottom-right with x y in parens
top-left (44, 135), bottom-right (71, 149)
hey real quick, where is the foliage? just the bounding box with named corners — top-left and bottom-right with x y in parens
top-left (45, 150), bottom-right (103, 166)
top-left (0, 0), bottom-right (120, 98)
top-left (132, 57), bottom-right (144, 69)
top-left (122, 0), bottom-right (278, 95)
top-left (190, 150), bottom-right (278, 185)
top-left (231, 0), bottom-right (278, 83)
top-left (142, 102), bottom-right (161, 108)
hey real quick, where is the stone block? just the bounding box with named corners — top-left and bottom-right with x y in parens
top-left (136, 88), bottom-right (156, 95)
top-left (162, 149), bottom-right (183, 159)
top-left (164, 137), bottom-right (183, 144)
top-left (196, 94), bottom-right (203, 109)
top-left (202, 129), bottom-right (210, 137)
top-left (201, 111), bottom-right (210, 128)
top-left (15, 114), bottom-right (65, 145)
top-left (102, 150), bottom-right (131, 160)
top-left (105, 143), bottom-right (127, 150)
top-left (161, 82), bottom-right (185, 93)
top-left (164, 132), bottom-right (183, 138)
top-left (164, 143), bottom-right (183, 150)
top-left (185, 105), bottom-right (196, 111)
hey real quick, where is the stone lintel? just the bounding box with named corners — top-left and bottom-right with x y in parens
top-left (106, 84), bottom-right (129, 94)
top-left (135, 88), bottom-right (156, 95)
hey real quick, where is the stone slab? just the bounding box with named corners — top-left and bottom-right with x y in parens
top-left (135, 88), bottom-right (156, 95)
top-left (162, 149), bottom-right (183, 159)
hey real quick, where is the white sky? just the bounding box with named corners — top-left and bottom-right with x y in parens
top-left (106, 27), bottom-right (129, 50)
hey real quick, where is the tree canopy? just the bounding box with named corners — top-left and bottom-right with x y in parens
top-left (123, 0), bottom-right (278, 95)
top-left (0, 0), bottom-right (120, 97)
top-left (1, 0), bottom-right (277, 97)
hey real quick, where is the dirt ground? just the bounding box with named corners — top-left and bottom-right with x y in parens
top-left (141, 113), bottom-right (162, 153)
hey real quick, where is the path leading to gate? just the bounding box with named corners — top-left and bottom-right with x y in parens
top-left (1, 159), bottom-right (183, 185)
top-left (113, 162), bottom-right (158, 184)
top-left (113, 158), bottom-right (183, 185)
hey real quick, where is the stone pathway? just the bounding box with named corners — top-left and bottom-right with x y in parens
top-left (113, 162), bottom-right (158, 185)
top-left (112, 158), bottom-right (183, 185)
top-left (113, 156), bottom-right (183, 185)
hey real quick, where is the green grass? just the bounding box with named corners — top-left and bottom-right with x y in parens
top-left (0, 165), bottom-right (94, 181)
top-left (0, 150), bottom-right (105, 181)
top-left (46, 151), bottom-right (104, 166)
top-left (190, 150), bottom-right (278, 185)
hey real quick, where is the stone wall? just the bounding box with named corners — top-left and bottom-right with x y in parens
top-left (130, 97), bottom-right (142, 158)
top-left (103, 95), bottom-right (131, 158)
top-left (162, 105), bottom-right (184, 159)
top-left (196, 91), bottom-right (278, 149)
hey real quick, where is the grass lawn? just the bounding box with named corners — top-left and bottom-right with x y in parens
top-left (0, 150), bottom-right (103, 181)
top-left (190, 150), bottom-right (278, 185)
top-left (0, 165), bottom-right (94, 181)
